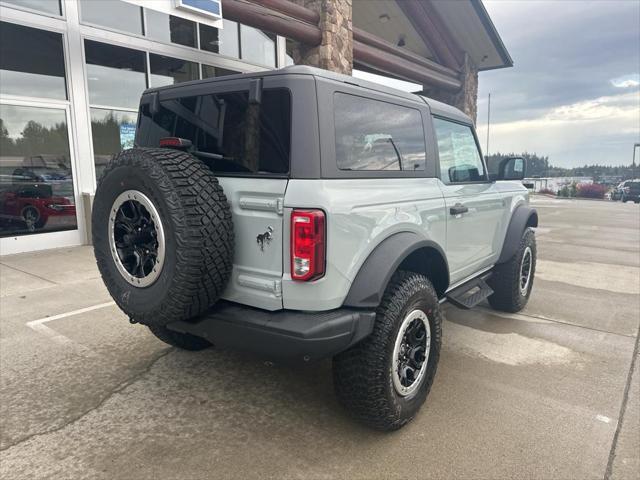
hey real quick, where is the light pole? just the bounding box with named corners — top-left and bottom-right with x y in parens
top-left (486, 92), bottom-right (491, 157)
top-left (633, 143), bottom-right (639, 168)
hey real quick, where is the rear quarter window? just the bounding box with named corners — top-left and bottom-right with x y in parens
top-left (333, 93), bottom-right (426, 172)
top-left (137, 88), bottom-right (291, 175)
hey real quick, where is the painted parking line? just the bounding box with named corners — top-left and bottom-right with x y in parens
top-left (26, 301), bottom-right (116, 345)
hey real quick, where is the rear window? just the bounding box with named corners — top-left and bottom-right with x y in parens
top-left (334, 93), bottom-right (426, 172)
top-left (137, 88), bottom-right (291, 175)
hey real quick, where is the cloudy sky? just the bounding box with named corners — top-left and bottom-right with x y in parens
top-left (475, 0), bottom-right (640, 167)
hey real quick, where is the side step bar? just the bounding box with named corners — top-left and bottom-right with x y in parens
top-left (446, 274), bottom-right (493, 310)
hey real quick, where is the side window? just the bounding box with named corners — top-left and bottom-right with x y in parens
top-left (334, 93), bottom-right (426, 171)
top-left (137, 88), bottom-right (291, 175)
top-left (433, 118), bottom-right (486, 183)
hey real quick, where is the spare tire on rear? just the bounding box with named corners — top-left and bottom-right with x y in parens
top-left (92, 148), bottom-right (233, 327)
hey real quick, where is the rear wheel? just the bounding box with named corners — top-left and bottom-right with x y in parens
top-left (488, 228), bottom-right (536, 312)
top-left (22, 206), bottom-right (42, 231)
top-left (333, 271), bottom-right (442, 431)
top-left (92, 148), bottom-right (234, 327)
top-left (148, 325), bottom-right (212, 351)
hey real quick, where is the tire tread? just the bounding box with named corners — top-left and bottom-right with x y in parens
top-left (488, 228), bottom-right (536, 312)
top-left (333, 271), bottom-right (442, 431)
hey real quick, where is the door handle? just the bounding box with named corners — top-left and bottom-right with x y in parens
top-left (449, 204), bottom-right (469, 215)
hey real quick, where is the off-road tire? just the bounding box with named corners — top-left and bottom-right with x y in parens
top-left (92, 148), bottom-right (233, 327)
top-left (488, 227), bottom-right (536, 312)
top-left (148, 325), bottom-right (212, 351)
top-left (333, 271), bottom-right (442, 431)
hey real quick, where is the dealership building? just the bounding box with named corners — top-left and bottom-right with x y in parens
top-left (0, 0), bottom-right (511, 254)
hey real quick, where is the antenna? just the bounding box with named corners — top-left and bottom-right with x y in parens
top-left (486, 93), bottom-right (491, 157)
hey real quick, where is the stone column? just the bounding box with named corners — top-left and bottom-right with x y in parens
top-left (291, 0), bottom-right (353, 75)
top-left (423, 53), bottom-right (479, 124)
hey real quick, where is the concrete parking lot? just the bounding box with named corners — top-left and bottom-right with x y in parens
top-left (1, 197), bottom-right (638, 480)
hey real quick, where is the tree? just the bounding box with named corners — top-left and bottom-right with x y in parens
top-left (0, 118), bottom-right (16, 156)
top-left (486, 151), bottom-right (637, 180)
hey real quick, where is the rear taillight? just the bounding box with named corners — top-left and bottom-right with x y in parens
top-left (291, 209), bottom-right (325, 281)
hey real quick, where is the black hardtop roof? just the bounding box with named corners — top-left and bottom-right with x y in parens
top-left (144, 65), bottom-right (472, 125)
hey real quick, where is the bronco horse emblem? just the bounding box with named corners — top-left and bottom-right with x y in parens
top-left (256, 226), bottom-right (274, 252)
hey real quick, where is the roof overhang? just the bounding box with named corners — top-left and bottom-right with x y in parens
top-left (353, 0), bottom-right (512, 73)
top-left (430, 0), bottom-right (513, 71)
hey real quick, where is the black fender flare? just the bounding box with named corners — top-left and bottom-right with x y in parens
top-left (343, 232), bottom-right (449, 308)
top-left (497, 204), bottom-right (538, 264)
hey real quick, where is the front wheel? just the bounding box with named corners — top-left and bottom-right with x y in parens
top-left (333, 271), bottom-right (442, 431)
top-left (488, 227), bottom-right (536, 312)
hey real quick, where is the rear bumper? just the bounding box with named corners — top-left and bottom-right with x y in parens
top-left (166, 301), bottom-right (376, 362)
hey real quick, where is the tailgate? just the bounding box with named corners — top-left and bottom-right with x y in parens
top-left (219, 177), bottom-right (287, 310)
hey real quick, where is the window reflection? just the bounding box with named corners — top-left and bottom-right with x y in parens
top-left (0, 105), bottom-right (77, 237)
top-left (139, 90), bottom-right (291, 175)
top-left (334, 94), bottom-right (426, 171)
top-left (149, 54), bottom-right (198, 87)
top-left (145, 10), bottom-right (197, 48)
top-left (0, 22), bottom-right (67, 100)
top-left (2, 0), bottom-right (61, 15)
top-left (240, 26), bottom-right (276, 67)
top-left (200, 20), bottom-right (240, 58)
top-left (80, 0), bottom-right (143, 35)
top-left (202, 65), bottom-right (240, 79)
top-left (433, 118), bottom-right (485, 183)
top-left (85, 40), bottom-right (147, 110)
top-left (285, 39), bottom-right (295, 66)
top-left (90, 108), bottom-right (137, 181)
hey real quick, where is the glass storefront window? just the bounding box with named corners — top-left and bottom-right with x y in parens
top-left (0, 104), bottom-right (77, 237)
top-left (149, 54), bottom-right (198, 87)
top-left (90, 108), bottom-right (137, 181)
top-left (84, 40), bottom-right (147, 110)
top-left (2, 0), bottom-right (61, 16)
top-left (145, 10), bottom-right (197, 48)
top-left (199, 20), bottom-right (240, 58)
top-left (0, 22), bottom-right (67, 100)
top-left (285, 39), bottom-right (295, 66)
top-left (202, 65), bottom-right (240, 79)
top-left (240, 26), bottom-right (276, 67)
top-left (80, 0), bottom-right (143, 36)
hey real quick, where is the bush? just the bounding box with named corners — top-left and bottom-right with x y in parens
top-left (538, 188), bottom-right (555, 195)
top-left (576, 183), bottom-right (606, 199)
top-left (557, 183), bottom-right (577, 198)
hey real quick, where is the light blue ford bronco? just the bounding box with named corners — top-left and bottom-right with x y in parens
top-left (92, 66), bottom-right (538, 430)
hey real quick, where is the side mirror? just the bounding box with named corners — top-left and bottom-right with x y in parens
top-left (488, 156), bottom-right (526, 181)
